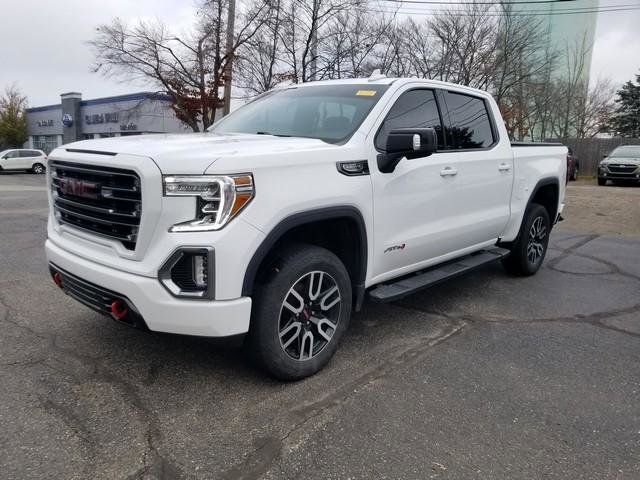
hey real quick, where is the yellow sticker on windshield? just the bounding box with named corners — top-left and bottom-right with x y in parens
top-left (356, 90), bottom-right (377, 96)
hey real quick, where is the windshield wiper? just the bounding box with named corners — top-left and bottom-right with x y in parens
top-left (255, 131), bottom-right (291, 137)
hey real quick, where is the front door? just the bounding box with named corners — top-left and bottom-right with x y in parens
top-left (369, 88), bottom-right (466, 282)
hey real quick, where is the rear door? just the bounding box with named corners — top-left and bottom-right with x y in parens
top-left (437, 90), bottom-right (514, 246)
top-left (19, 150), bottom-right (38, 169)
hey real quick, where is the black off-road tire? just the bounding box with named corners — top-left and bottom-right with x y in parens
top-left (502, 203), bottom-right (551, 276)
top-left (247, 244), bottom-right (352, 380)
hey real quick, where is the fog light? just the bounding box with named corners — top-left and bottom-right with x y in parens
top-left (159, 247), bottom-right (215, 299)
top-left (192, 254), bottom-right (208, 289)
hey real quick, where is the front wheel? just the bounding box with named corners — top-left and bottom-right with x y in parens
top-left (248, 244), bottom-right (352, 380)
top-left (32, 163), bottom-right (46, 174)
top-left (597, 177), bottom-right (607, 186)
top-left (502, 203), bottom-right (551, 276)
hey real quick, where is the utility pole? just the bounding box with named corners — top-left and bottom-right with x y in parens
top-left (309, 0), bottom-right (318, 81)
top-left (223, 0), bottom-right (236, 116)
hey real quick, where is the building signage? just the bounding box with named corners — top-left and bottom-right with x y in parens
top-left (37, 119), bottom-right (54, 127)
top-left (85, 112), bottom-right (119, 125)
top-left (62, 114), bottom-right (73, 127)
top-left (120, 123), bottom-right (138, 131)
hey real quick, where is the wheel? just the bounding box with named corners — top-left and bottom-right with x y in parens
top-left (32, 163), bottom-right (46, 174)
top-left (247, 244), bottom-right (352, 380)
top-left (502, 203), bottom-right (550, 276)
top-left (571, 166), bottom-right (578, 181)
top-left (597, 177), bottom-right (606, 186)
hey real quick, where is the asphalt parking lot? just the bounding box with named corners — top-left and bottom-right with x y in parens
top-left (1, 173), bottom-right (639, 480)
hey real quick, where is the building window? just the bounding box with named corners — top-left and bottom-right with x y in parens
top-left (33, 135), bottom-right (59, 154)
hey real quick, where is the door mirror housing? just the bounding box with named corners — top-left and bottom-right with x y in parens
top-left (378, 127), bottom-right (438, 173)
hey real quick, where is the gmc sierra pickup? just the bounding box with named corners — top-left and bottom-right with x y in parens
top-left (45, 75), bottom-right (567, 379)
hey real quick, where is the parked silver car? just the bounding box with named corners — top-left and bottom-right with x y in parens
top-left (598, 145), bottom-right (640, 186)
top-left (0, 149), bottom-right (47, 174)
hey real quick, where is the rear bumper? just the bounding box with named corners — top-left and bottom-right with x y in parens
top-left (46, 239), bottom-right (252, 337)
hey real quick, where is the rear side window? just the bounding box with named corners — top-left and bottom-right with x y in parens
top-left (442, 92), bottom-right (494, 149)
top-left (375, 89), bottom-right (444, 151)
top-left (19, 150), bottom-right (40, 157)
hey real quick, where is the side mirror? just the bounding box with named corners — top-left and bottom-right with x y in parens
top-left (602, 153), bottom-right (609, 159)
top-left (378, 127), bottom-right (437, 173)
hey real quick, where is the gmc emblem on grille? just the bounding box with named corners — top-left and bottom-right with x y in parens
top-left (60, 178), bottom-right (99, 199)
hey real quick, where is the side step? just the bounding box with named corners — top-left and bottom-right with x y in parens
top-left (368, 247), bottom-right (510, 303)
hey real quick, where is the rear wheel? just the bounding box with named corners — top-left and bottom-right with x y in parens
top-left (597, 177), bottom-right (606, 186)
top-left (32, 163), bottom-right (45, 174)
top-left (502, 203), bottom-right (550, 276)
top-left (248, 244), bottom-right (352, 380)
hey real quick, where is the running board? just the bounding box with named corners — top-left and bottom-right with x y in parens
top-left (368, 247), bottom-right (510, 303)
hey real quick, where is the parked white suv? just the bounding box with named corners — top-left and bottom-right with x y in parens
top-left (0, 149), bottom-right (47, 174)
top-left (45, 76), bottom-right (567, 379)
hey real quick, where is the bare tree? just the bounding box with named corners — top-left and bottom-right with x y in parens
top-left (573, 77), bottom-right (616, 138)
top-left (90, 0), bottom-right (270, 131)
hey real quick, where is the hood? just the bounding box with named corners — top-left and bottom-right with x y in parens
top-left (58, 132), bottom-right (334, 174)
top-left (602, 156), bottom-right (640, 166)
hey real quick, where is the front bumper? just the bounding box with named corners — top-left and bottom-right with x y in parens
top-left (599, 166), bottom-right (640, 181)
top-left (46, 239), bottom-right (252, 337)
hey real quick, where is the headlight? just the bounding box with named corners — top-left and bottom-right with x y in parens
top-left (163, 174), bottom-right (254, 232)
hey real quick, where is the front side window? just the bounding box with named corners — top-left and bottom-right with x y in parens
top-left (5, 151), bottom-right (19, 159)
top-left (209, 85), bottom-right (389, 143)
top-left (442, 92), bottom-right (494, 149)
top-left (375, 89), bottom-right (444, 151)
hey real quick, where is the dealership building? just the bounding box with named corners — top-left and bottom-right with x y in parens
top-left (25, 92), bottom-right (189, 153)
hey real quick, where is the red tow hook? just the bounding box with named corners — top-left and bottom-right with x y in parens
top-left (53, 272), bottom-right (63, 288)
top-left (110, 300), bottom-right (129, 320)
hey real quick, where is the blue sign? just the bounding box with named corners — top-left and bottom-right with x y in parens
top-left (62, 114), bottom-right (73, 127)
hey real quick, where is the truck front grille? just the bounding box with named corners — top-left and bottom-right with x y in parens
top-left (50, 161), bottom-right (142, 250)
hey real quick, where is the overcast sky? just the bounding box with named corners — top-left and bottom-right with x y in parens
top-left (0, 0), bottom-right (638, 107)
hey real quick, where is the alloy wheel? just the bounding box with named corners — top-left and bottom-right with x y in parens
top-left (33, 164), bottom-right (45, 174)
top-left (278, 271), bottom-right (341, 361)
top-left (527, 216), bottom-right (547, 265)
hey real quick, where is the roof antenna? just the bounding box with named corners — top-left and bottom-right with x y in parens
top-left (368, 69), bottom-right (386, 82)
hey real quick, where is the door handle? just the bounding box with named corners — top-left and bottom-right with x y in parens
top-left (440, 167), bottom-right (458, 177)
top-left (498, 163), bottom-right (512, 172)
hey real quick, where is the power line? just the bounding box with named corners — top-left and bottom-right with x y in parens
top-left (377, 0), bottom-right (582, 4)
top-left (378, 0), bottom-right (634, 8)
top-left (370, 4), bottom-right (640, 15)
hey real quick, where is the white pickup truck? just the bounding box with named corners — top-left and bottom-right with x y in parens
top-left (45, 76), bottom-right (566, 379)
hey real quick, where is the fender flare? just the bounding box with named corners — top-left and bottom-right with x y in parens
top-left (241, 206), bottom-right (368, 306)
top-left (502, 176), bottom-right (560, 248)
top-left (528, 176), bottom-right (560, 221)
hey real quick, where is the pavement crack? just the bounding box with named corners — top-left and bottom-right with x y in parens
top-left (220, 320), bottom-right (467, 480)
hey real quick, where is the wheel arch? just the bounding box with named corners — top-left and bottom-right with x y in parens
top-left (528, 176), bottom-right (560, 224)
top-left (242, 206), bottom-right (368, 310)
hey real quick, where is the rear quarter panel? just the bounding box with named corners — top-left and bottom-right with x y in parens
top-left (500, 145), bottom-right (567, 242)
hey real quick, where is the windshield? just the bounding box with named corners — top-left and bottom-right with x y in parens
top-left (208, 84), bottom-right (389, 143)
top-left (610, 145), bottom-right (640, 158)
